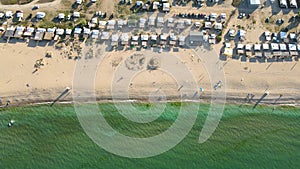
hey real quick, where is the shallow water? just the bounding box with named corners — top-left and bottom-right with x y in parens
top-left (0, 103), bottom-right (300, 168)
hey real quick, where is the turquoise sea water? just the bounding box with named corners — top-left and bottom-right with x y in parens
top-left (0, 103), bottom-right (300, 168)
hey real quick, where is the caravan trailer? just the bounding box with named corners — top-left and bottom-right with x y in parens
top-left (279, 0), bottom-right (288, 8)
top-left (288, 0), bottom-right (297, 8)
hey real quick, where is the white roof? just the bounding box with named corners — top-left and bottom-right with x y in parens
top-left (271, 43), bottom-right (279, 50)
top-left (225, 43), bottom-right (231, 48)
top-left (56, 29), bottom-right (64, 35)
top-left (73, 12), bottom-right (80, 17)
top-left (91, 29), bottom-right (99, 35)
top-left (151, 34), bottom-right (157, 40)
top-left (99, 21), bottom-right (107, 26)
top-left (157, 17), bottom-right (164, 23)
top-left (83, 28), bottom-right (91, 34)
top-left (76, 0), bottom-right (83, 4)
top-left (279, 43), bottom-right (287, 51)
top-left (290, 0), bottom-right (297, 6)
top-left (250, 0), bottom-right (261, 5)
top-left (178, 35), bottom-right (185, 41)
top-left (25, 27), bottom-right (35, 32)
top-left (74, 27), bottom-right (82, 34)
top-left (210, 34), bottom-right (216, 39)
top-left (160, 34), bottom-right (167, 40)
top-left (220, 13), bottom-right (226, 18)
top-left (136, 1), bottom-right (143, 5)
top-left (107, 20), bottom-right (116, 25)
top-left (214, 23), bottom-right (222, 30)
top-left (16, 26), bottom-right (25, 30)
top-left (229, 29), bottom-right (235, 36)
top-left (65, 29), bottom-right (72, 35)
top-left (170, 34), bottom-right (177, 41)
top-left (264, 31), bottom-right (270, 36)
top-left (132, 35), bottom-right (139, 41)
top-left (245, 44), bottom-right (252, 50)
top-left (36, 12), bottom-right (46, 19)
top-left (58, 13), bottom-right (65, 19)
top-left (163, 3), bottom-right (170, 7)
top-left (149, 17), bottom-right (155, 25)
top-left (117, 19), bottom-right (126, 26)
top-left (185, 19), bottom-right (192, 25)
top-left (280, 31), bottom-right (287, 39)
top-left (239, 30), bottom-right (246, 36)
top-left (141, 34), bottom-right (149, 41)
top-left (289, 33), bottom-right (296, 39)
top-left (5, 11), bottom-right (12, 17)
top-left (36, 28), bottom-right (46, 32)
top-left (140, 18), bottom-right (146, 23)
top-left (177, 19), bottom-right (184, 24)
top-left (262, 43), bottom-right (269, 50)
top-left (237, 44), bottom-right (244, 49)
top-left (121, 33), bottom-right (129, 41)
top-left (205, 22), bottom-right (212, 27)
top-left (254, 44), bottom-right (261, 51)
top-left (288, 44), bottom-right (297, 51)
top-left (167, 18), bottom-right (174, 23)
top-left (111, 34), bottom-right (119, 41)
top-left (91, 17), bottom-right (98, 24)
top-left (47, 28), bottom-right (56, 32)
top-left (210, 13), bottom-right (217, 18)
top-left (16, 12), bottom-right (23, 18)
top-left (101, 32), bottom-right (110, 39)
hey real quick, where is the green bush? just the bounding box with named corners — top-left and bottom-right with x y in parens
top-left (232, 0), bottom-right (242, 7)
top-left (216, 36), bottom-right (222, 43)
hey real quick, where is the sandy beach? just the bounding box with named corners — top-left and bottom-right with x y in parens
top-left (0, 0), bottom-right (300, 107)
top-left (0, 38), bottom-right (300, 107)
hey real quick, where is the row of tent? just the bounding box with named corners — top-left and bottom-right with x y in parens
top-left (0, 26), bottom-right (188, 46)
top-left (224, 43), bottom-right (300, 58)
top-left (279, 0), bottom-right (298, 8)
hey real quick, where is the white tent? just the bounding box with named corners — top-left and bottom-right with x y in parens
top-left (279, 43), bottom-right (287, 51)
top-left (214, 23), bottom-right (223, 30)
top-left (101, 32), bottom-right (110, 40)
top-left (262, 43), bottom-right (269, 50)
top-left (36, 12), bottom-right (46, 19)
top-left (271, 43), bottom-right (279, 50)
top-left (237, 44), bottom-right (244, 49)
top-left (56, 29), bottom-right (64, 35)
top-left (73, 12), bottom-right (80, 18)
top-left (74, 28), bottom-right (82, 34)
top-left (245, 44), bottom-right (252, 51)
top-left (288, 44), bottom-right (297, 51)
top-left (289, 0), bottom-right (297, 8)
top-left (65, 29), bottom-right (72, 35)
top-left (254, 44), bottom-right (261, 51)
top-left (58, 13), bottom-right (65, 19)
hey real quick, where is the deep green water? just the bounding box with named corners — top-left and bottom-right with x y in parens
top-left (0, 103), bottom-right (300, 169)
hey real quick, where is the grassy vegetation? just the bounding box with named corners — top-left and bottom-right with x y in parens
top-left (1, 0), bottom-right (35, 5)
top-left (38, 0), bottom-right (55, 3)
top-left (232, 0), bottom-right (242, 7)
top-left (1, 0), bottom-right (19, 5)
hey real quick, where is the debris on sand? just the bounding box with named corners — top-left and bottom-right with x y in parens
top-left (147, 57), bottom-right (160, 70)
top-left (125, 53), bottom-right (145, 70)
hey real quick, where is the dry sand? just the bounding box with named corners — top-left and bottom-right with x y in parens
top-left (0, 39), bottom-right (300, 107)
top-left (0, 0), bottom-right (300, 107)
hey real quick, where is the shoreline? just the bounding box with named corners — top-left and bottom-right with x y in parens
top-left (1, 92), bottom-right (300, 108)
